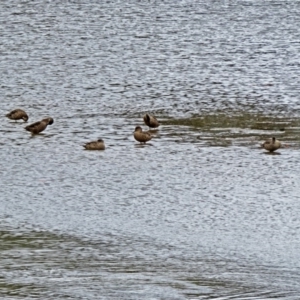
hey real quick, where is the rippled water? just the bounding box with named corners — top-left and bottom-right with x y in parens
top-left (1, 1), bottom-right (300, 299)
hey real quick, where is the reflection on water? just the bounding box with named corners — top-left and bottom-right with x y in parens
top-left (1, 0), bottom-right (300, 299)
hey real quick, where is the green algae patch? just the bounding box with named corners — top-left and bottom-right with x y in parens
top-left (159, 113), bottom-right (300, 146)
top-left (162, 114), bottom-right (300, 131)
top-left (0, 230), bottom-right (65, 251)
top-left (0, 282), bottom-right (37, 296)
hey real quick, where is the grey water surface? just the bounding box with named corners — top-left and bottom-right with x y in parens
top-left (1, 1), bottom-right (300, 299)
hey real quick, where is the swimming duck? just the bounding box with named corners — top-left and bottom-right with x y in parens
top-left (83, 139), bottom-right (105, 150)
top-left (143, 114), bottom-right (159, 129)
top-left (134, 126), bottom-right (152, 144)
top-left (25, 117), bottom-right (54, 134)
top-left (262, 137), bottom-right (281, 152)
top-left (6, 109), bottom-right (28, 122)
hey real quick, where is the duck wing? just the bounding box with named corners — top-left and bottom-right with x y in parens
top-left (25, 120), bottom-right (47, 134)
top-left (6, 109), bottom-right (27, 120)
top-left (83, 141), bottom-right (105, 150)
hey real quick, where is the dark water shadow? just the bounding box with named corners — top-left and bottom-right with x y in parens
top-left (7, 121), bottom-right (28, 125)
top-left (147, 129), bottom-right (159, 134)
top-left (28, 133), bottom-right (56, 139)
top-left (82, 149), bottom-right (105, 151)
top-left (134, 143), bottom-right (154, 147)
top-left (262, 151), bottom-right (281, 155)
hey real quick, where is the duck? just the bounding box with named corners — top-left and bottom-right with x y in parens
top-left (134, 126), bottom-right (152, 144)
top-left (6, 109), bottom-right (28, 122)
top-left (83, 139), bottom-right (105, 150)
top-left (262, 137), bottom-right (281, 152)
top-left (143, 113), bottom-right (159, 129)
top-left (25, 117), bottom-right (54, 134)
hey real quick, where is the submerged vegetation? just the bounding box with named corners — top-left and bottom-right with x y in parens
top-left (162, 113), bottom-right (300, 131)
top-left (157, 113), bottom-right (300, 146)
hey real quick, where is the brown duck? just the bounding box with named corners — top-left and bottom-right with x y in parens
top-left (6, 109), bottom-right (28, 122)
top-left (25, 117), bottom-right (54, 134)
top-left (134, 126), bottom-right (152, 144)
top-left (83, 139), bottom-right (105, 150)
top-left (143, 114), bottom-right (159, 129)
top-left (262, 137), bottom-right (281, 152)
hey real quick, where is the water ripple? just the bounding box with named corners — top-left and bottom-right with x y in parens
top-left (1, 0), bottom-right (300, 299)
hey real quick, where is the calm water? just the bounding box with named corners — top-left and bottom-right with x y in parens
top-left (1, 1), bottom-right (300, 299)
